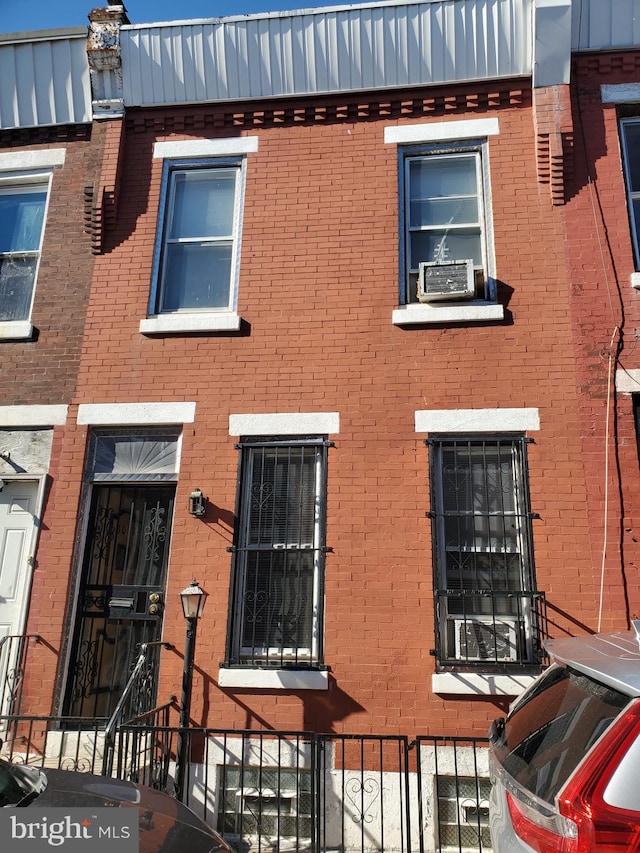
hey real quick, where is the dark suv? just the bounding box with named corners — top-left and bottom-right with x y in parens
top-left (488, 625), bottom-right (640, 852)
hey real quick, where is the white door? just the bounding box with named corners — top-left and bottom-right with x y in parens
top-left (0, 480), bottom-right (38, 716)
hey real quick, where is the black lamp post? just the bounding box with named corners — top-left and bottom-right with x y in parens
top-left (175, 579), bottom-right (208, 801)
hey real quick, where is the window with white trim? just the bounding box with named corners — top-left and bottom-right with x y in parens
top-left (226, 437), bottom-right (327, 668)
top-left (428, 436), bottom-right (543, 669)
top-left (151, 159), bottom-right (244, 315)
top-left (0, 177), bottom-right (49, 322)
top-left (401, 141), bottom-right (493, 305)
top-left (620, 119), bottom-right (640, 268)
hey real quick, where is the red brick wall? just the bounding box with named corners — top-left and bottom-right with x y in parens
top-left (27, 86), bottom-right (610, 736)
top-left (0, 127), bottom-right (101, 404)
top-left (562, 52), bottom-right (640, 633)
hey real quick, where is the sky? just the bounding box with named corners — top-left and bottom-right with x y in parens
top-left (0, 0), bottom-right (375, 35)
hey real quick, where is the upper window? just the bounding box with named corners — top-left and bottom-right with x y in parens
top-left (620, 119), bottom-right (640, 268)
top-left (0, 179), bottom-right (48, 322)
top-left (152, 160), bottom-right (244, 315)
top-left (429, 436), bottom-right (543, 670)
top-left (401, 142), bottom-right (493, 305)
top-left (226, 437), bottom-right (328, 669)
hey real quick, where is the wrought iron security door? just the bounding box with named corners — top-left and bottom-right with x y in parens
top-left (65, 484), bottom-right (175, 719)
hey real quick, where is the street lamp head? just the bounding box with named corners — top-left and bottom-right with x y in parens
top-left (180, 579), bottom-right (208, 620)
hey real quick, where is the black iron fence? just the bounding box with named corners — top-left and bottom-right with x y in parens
top-left (0, 714), bottom-right (492, 853)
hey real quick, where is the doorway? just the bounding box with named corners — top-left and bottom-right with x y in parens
top-left (64, 483), bottom-right (175, 719)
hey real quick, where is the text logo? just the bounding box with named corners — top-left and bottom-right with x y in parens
top-left (1, 808), bottom-right (138, 851)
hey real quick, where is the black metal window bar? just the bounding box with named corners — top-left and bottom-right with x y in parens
top-left (428, 436), bottom-right (544, 669)
top-left (226, 437), bottom-right (328, 668)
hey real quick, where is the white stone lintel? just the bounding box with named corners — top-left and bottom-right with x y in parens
top-left (154, 137), bottom-right (259, 160)
top-left (384, 118), bottom-right (500, 145)
top-left (415, 408), bottom-right (540, 433)
top-left (230, 412), bottom-right (339, 436)
top-left (0, 149), bottom-right (66, 173)
top-left (0, 405), bottom-right (68, 427)
top-left (77, 402), bottom-right (196, 425)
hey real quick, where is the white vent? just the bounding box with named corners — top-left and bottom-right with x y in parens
top-left (454, 618), bottom-right (518, 662)
top-left (418, 260), bottom-right (475, 302)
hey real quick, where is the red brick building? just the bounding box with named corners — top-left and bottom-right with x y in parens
top-left (3, 0), bottom-right (640, 844)
top-left (0, 22), bottom-right (102, 721)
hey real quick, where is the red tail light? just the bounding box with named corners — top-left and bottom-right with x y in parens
top-left (507, 700), bottom-right (640, 853)
top-left (507, 791), bottom-right (578, 852)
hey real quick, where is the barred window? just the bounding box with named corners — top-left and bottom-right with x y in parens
top-left (429, 436), bottom-right (542, 668)
top-left (227, 437), bottom-right (327, 667)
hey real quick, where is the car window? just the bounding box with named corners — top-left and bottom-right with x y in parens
top-left (492, 664), bottom-right (630, 804)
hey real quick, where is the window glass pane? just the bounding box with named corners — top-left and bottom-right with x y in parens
top-left (169, 170), bottom-right (236, 240)
top-left (441, 445), bottom-right (516, 514)
top-left (410, 230), bottom-right (481, 267)
top-left (247, 446), bottom-right (319, 546)
top-left (162, 243), bottom-right (232, 310)
top-left (241, 551), bottom-right (314, 652)
top-left (409, 156), bottom-right (477, 198)
top-left (90, 432), bottom-right (179, 476)
top-left (494, 665), bottom-right (628, 804)
top-left (633, 197), bottom-right (640, 239)
top-left (409, 157), bottom-right (479, 228)
top-left (0, 189), bottom-right (46, 254)
top-left (624, 122), bottom-right (640, 193)
top-left (410, 196), bottom-right (478, 228)
top-left (0, 255), bottom-right (37, 321)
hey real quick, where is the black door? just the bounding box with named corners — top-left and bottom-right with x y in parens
top-left (65, 484), bottom-right (175, 719)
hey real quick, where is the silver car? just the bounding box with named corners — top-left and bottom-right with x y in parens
top-left (489, 625), bottom-right (640, 852)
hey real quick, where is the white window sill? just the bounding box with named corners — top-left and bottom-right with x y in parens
top-left (631, 272), bottom-right (640, 290)
top-left (140, 312), bottom-right (242, 334)
top-left (0, 321), bottom-right (33, 340)
top-left (432, 672), bottom-right (537, 696)
top-left (218, 668), bottom-right (329, 690)
top-left (392, 302), bottom-right (504, 325)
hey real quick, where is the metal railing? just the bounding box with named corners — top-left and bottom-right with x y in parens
top-left (100, 640), bottom-right (173, 777)
top-left (0, 634), bottom-right (40, 719)
top-left (0, 715), bottom-right (495, 853)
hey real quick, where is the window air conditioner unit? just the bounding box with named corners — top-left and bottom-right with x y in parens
top-left (454, 618), bottom-right (518, 662)
top-left (418, 260), bottom-right (475, 302)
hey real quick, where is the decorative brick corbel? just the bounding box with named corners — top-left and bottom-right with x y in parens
top-left (534, 85), bottom-right (574, 206)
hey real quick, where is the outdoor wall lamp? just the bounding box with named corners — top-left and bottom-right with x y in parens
top-left (175, 580), bottom-right (208, 801)
top-left (188, 488), bottom-right (206, 517)
top-left (179, 579), bottom-right (208, 621)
